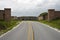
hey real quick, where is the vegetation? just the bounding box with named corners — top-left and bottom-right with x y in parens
top-left (0, 20), bottom-right (20, 35)
top-left (39, 19), bottom-right (60, 30)
top-left (40, 12), bottom-right (48, 16)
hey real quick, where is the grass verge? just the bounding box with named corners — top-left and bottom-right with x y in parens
top-left (38, 19), bottom-right (60, 30)
top-left (0, 20), bottom-right (21, 36)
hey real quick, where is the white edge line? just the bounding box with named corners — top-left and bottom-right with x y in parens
top-left (39, 22), bottom-right (60, 33)
top-left (0, 21), bottom-right (23, 38)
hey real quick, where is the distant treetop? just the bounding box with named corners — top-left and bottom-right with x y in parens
top-left (40, 12), bottom-right (48, 16)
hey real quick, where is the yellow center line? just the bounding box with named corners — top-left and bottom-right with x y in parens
top-left (27, 21), bottom-right (34, 40)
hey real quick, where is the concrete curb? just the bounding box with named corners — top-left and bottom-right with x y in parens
top-left (0, 21), bottom-right (23, 38)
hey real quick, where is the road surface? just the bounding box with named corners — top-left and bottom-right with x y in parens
top-left (0, 21), bottom-right (60, 40)
top-left (0, 21), bottom-right (29, 40)
top-left (32, 21), bottom-right (60, 40)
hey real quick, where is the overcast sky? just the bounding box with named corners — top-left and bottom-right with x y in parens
top-left (0, 0), bottom-right (60, 17)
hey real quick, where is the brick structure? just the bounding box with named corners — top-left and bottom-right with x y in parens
top-left (48, 9), bottom-right (55, 21)
top-left (18, 16), bottom-right (38, 20)
top-left (38, 14), bottom-right (48, 20)
top-left (55, 11), bottom-right (60, 18)
top-left (38, 9), bottom-right (60, 21)
top-left (48, 9), bottom-right (60, 21)
top-left (4, 8), bottom-right (11, 21)
top-left (0, 10), bottom-right (4, 20)
top-left (11, 16), bottom-right (18, 20)
top-left (44, 14), bottom-right (48, 20)
top-left (38, 16), bottom-right (44, 20)
top-left (0, 8), bottom-right (11, 21)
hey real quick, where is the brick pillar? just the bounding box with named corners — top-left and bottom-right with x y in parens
top-left (48, 9), bottom-right (55, 21)
top-left (4, 8), bottom-right (11, 22)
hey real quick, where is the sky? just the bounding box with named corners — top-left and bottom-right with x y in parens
top-left (0, 0), bottom-right (60, 17)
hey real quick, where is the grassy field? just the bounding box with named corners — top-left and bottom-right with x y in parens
top-left (0, 20), bottom-right (21, 35)
top-left (38, 19), bottom-right (60, 30)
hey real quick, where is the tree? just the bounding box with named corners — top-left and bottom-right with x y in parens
top-left (40, 12), bottom-right (48, 16)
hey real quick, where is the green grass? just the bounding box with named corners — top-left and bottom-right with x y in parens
top-left (0, 20), bottom-right (21, 35)
top-left (38, 19), bottom-right (60, 30)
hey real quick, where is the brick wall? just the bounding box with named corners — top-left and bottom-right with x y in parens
top-left (48, 9), bottom-right (60, 21)
top-left (45, 14), bottom-right (48, 20)
top-left (0, 8), bottom-right (11, 21)
top-left (0, 10), bottom-right (4, 20)
top-left (38, 16), bottom-right (43, 20)
top-left (55, 11), bottom-right (60, 18)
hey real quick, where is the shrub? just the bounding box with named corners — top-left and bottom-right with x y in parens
top-left (0, 21), bottom-right (7, 30)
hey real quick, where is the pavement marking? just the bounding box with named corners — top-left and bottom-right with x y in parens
top-left (0, 21), bottom-right (23, 38)
top-left (27, 21), bottom-right (34, 40)
top-left (39, 22), bottom-right (60, 33)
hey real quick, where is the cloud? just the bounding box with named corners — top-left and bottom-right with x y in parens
top-left (0, 0), bottom-right (60, 16)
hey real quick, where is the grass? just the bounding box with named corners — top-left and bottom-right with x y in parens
top-left (0, 20), bottom-right (21, 36)
top-left (38, 19), bottom-right (60, 30)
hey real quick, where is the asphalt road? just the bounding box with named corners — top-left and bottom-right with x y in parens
top-left (0, 21), bottom-right (60, 40)
top-left (32, 21), bottom-right (60, 40)
top-left (0, 21), bottom-right (29, 40)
